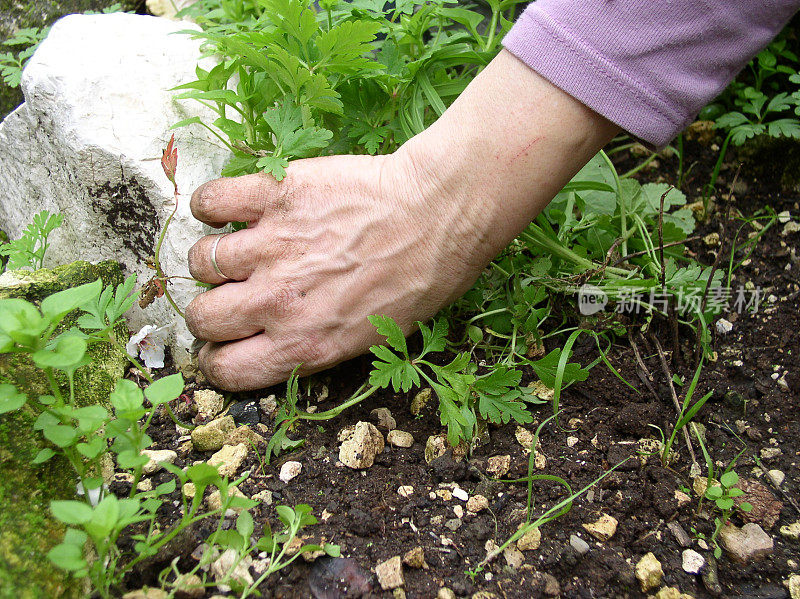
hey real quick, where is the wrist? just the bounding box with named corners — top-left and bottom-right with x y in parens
top-left (396, 50), bottom-right (620, 260)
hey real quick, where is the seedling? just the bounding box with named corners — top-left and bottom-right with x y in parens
top-left (706, 470), bottom-right (752, 558)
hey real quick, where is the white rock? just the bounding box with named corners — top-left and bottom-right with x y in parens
top-left (682, 548), bottom-right (705, 574)
top-left (517, 526), bottom-right (542, 551)
top-left (398, 485), bottom-right (414, 498)
top-left (279, 461), bottom-right (302, 483)
top-left (375, 555), bottom-right (404, 590)
top-left (789, 574), bottom-right (800, 599)
top-left (635, 552), bottom-right (663, 592)
top-left (783, 221), bottom-right (800, 236)
top-left (386, 430), bottom-right (414, 448)
top-left (766, 469), bottom-right (785, 487)
top-left (259, 395), bottom-right (277, 418)
top-left (210, 548), bottom-right (253, 591)
top-left (466, 495), bottom-right (489, 513)
top-left (339, 421), bottom-right (384, 469)
top-left (207, 443), bottom-right (248, 478)
top-left (141, 449), bottom-right (177, 475)
top-left (779, 521), bottom-right (800, 541)
top-left (716, 318), bottom-right (733, 335)
top-left (719, 522), bottom-right (774, 563)
top-left (207, 485), bottom-right (248, 512)
top-left (452, 488), bottom-right (469, 502)
top-left (146, 0), bottom-right (197, 19)
top-left (486, 455), bottom-right (511, 477)
top-left (778, 210), bottom-right (792, 224)
top-left (582, 514), bottom-right (618, 542)
top-left (0, 14), bottom-right (231, 368)
top-left (194, 389), bottom-right (224, 417)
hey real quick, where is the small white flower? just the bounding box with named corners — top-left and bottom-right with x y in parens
top-left (126, 325), bottom-right (167, 369)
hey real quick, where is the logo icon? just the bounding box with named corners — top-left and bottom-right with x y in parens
top-left (578, 284), bottom-right (608, 315)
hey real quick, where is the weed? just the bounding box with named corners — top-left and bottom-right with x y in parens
top-left (0, 210), bottom-right (63, 271)
top-left (705, 470), bottom-right (752, 558)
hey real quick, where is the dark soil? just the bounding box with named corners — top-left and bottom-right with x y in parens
top-left (122, 134), bottom-right (800, 599)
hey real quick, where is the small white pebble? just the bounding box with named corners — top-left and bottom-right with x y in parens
top-left (716, 318), bottom-right (733, 335)
top-left (452, 488), bottom-right (469, 502)
top-left (279, 461), bottom-right (302, 483)
top-left (398, 485), bottom-right (414, 497)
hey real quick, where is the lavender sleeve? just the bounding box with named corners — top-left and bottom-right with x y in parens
top-left (503, 1), bottom-right (800, 147)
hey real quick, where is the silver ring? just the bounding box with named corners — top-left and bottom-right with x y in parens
top-left (210, 233), bottom-right (231, 280)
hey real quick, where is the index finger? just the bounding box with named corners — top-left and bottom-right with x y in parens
top-left (191, 172), bottom-right (284, 227)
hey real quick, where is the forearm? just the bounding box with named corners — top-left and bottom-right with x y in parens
top-left (398, 49), bottom-right (619, 268)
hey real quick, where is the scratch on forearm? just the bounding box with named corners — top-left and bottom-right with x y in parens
top-left (507, 137), bottom-right (541, 166)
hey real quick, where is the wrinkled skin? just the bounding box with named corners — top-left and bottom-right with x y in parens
top-left (186, 151), bottom-right (489, 390)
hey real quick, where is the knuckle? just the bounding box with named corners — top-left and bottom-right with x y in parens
top-left (253, 284), bottom-right (299, 319)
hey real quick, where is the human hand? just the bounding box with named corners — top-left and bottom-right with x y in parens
top-left (185, 151), bottom-right (489, 391)
top-left (186, 50), bottom-right (618, 391)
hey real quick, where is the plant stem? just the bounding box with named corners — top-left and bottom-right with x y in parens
top-left (295, 384), bottom-right (379, 421)
top-left (599, 149), bottom-right (627, 256)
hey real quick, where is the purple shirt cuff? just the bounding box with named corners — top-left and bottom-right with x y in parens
top-left (503, 1), bottom-right (799, 148)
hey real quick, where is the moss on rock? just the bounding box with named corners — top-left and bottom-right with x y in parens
top-left (0, 260), bottom-right (128, 599)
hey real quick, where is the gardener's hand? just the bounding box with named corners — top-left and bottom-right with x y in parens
top-left (186, 50), bottom-right (619, 391)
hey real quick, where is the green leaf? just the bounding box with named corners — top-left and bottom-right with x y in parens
top-left (417, 318), bottom-right (448, 358)
top-left (47, 542), bottom-right (87, 571)
top-left (50, 500), bottom-right (93, 525)
top-left (739, 502), bottom-right (753, 513)
top-left (144, 373), bottom-right (185, 406)
top-left (705, 486), bottom-right (723, 500)
top-left (32, 335), bottom-right (87, 370)
top-left (87, 495), bottom-right (120, 538)
top-left (719, 471), bottom-right (739, 488)
top-left (110, 379), bottom-right (145, 415)
top-left (236, 510), bottom-right (255, 542)
top-left (324, 543), bottom-right (341, 557)
top-left (368, 344), bottom-right (419, 392)
top-left (767, 117), bottom-right (800, 139)
top-left (368, 314), bottom-right (407, 357)
top-left (40, 279), bottom-right (102, 321)
top-left (256, 155), bottom-right (290, 181)
top-left (0, 383), bottom-right (26, 413)
top-left (43, 424), bottom-right (78, 448)
top-left (530, 348), bottom-right (589, 389)
top-left (716, 497), bottom-right (734, 511)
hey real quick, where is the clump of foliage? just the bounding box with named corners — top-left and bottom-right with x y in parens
top-left (700, 36), bottom-right (800, 199)
top-left (174, 0), bottom-right (525, 179)
top-left (175, 0), bottom-right (727, 458)
top-left (0, 212), bottom-right (335, 598)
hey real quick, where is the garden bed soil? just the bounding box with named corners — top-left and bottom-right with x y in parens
top-left (122, 137), bottom-right (799, 599)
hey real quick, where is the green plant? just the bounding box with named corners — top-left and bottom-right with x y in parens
top-left (703, 37), bottom-right (800, 202)
top-left (661, 358), bottom-right (713, 466)
top-left (0, 276), bottom-right (329, 596)
top-left (0, 210), bottom-right (64, 271)
top-left (210, 504), bottom-right (339, 598)
top-left (174, 0), bottom-right (525, 179)
top-left (705, 470), bottom-right (752, 559)
top-left (0, 27), bottom-right (49, 88)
